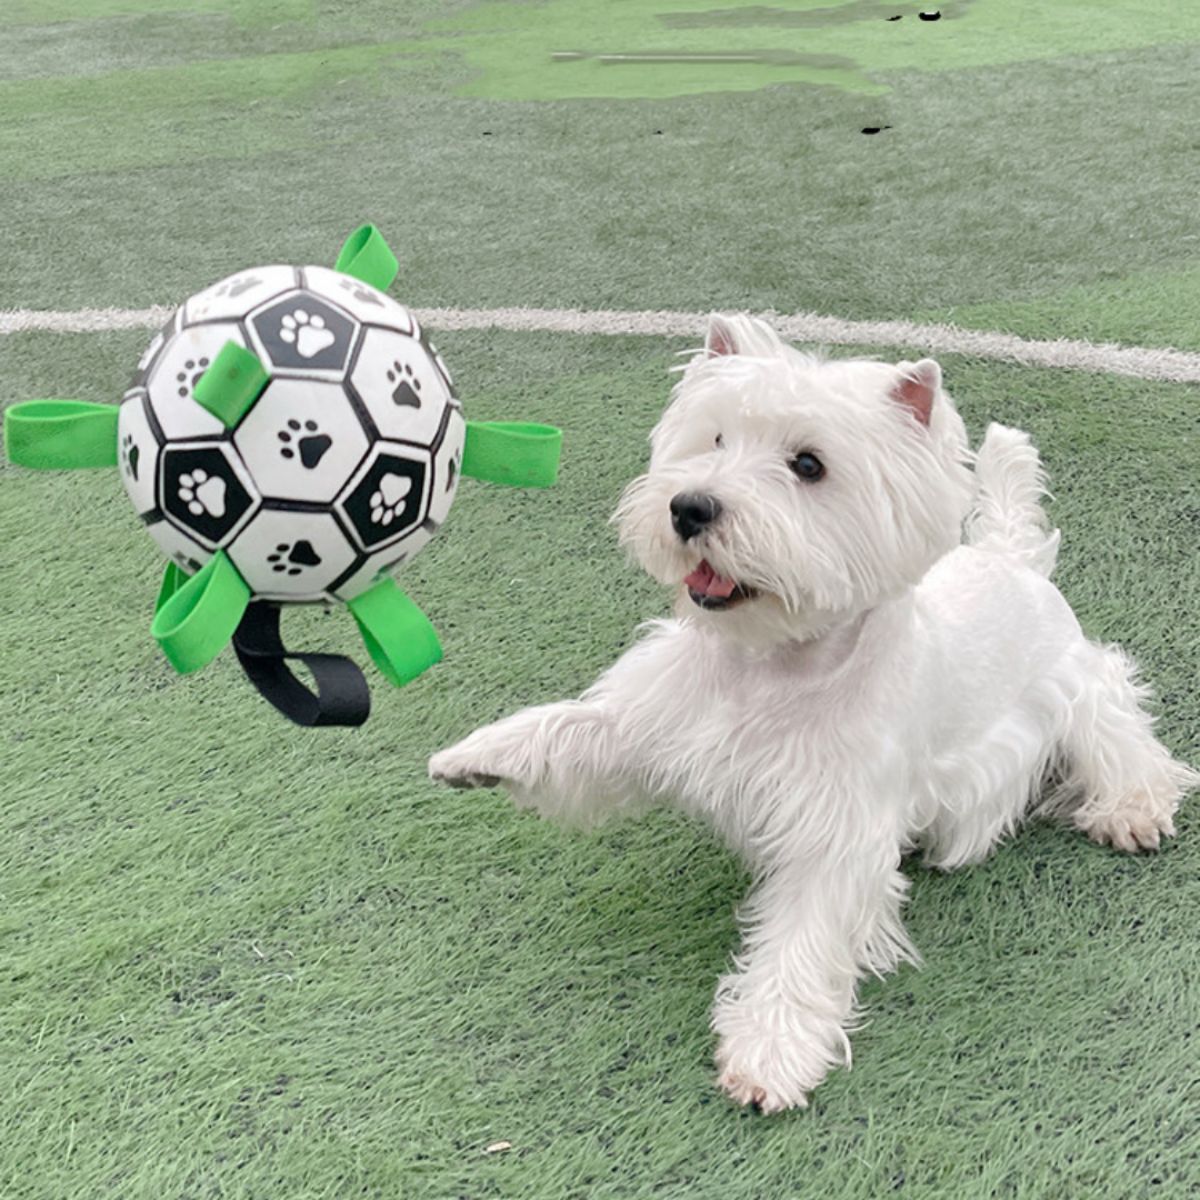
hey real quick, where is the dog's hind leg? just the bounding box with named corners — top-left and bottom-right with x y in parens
top-left (917, 674), bottom-right (1078, 870)
top-left (919, 753), bottom-right (1046, 871)
top-left (1051, 641), bottom-right (1197, 852)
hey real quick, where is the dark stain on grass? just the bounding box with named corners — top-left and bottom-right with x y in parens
top-left (662, 0), bottom-right (971, 30)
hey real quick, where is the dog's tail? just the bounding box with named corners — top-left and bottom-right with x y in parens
top-left (966, 423), bottom-right (1060, 578)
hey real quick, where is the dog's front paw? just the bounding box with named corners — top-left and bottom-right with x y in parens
top-left (716, 1062), bottom-right (807, 1114)
top-left (429, 761), bottom-right (501, 790)
top-left (428, 742), bottom-right (506, 791)
top-left (714, 1036), bottom-right (814, 1114)
top-left (428, 718), bottom-right (540, 793)
top-left (713, 1000), bottom-right (848, 1114)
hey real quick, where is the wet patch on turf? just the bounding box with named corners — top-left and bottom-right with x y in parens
top-left (417, 0), bottom-right (1200, 102)
top-left (660, 0), bottom-right (970, 31)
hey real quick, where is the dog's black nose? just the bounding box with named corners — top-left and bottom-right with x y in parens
top-left (670, 492), bottom-right (722, 541)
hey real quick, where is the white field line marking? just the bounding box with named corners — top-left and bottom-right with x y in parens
top-left (4, 304), bottom-right (1200, 383)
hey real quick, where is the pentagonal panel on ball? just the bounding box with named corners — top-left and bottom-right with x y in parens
top-left (247, 290), bottom-right (359, 379)
top-left (302, 266), bottom-right (417, 331)
top-left (428, 406), bottom-right (467, 529)
top-left (348, 327), bottom-right (453, 446)
top-left (227, 510), bottom-right (358, 602)
top-left (183, 265), bottom-right (299, 326)
top-left (145, 321), bottom-right (247, 440)
top-left (159, 441), bottom-right (260, 550)
top-left (117, 390), bottom-right (162, 517)
top-left (331, 525), bottom-right (436, 602)
top-left (232, 378), bottom-right (369, 504)
top-left (335, 442), bottom-right (432, 553)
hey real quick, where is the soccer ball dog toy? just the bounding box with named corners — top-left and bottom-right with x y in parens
top-left (4, 225), bottom-right (562, 726)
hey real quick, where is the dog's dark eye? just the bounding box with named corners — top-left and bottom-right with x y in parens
top-left (715, 433), bottom-right (724, 449)
top-left (790, 452), bottom-right (825, 481)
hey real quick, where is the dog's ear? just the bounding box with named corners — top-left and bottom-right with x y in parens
top-left (890, 359), bottom-right (941, 426)
top-left (705, 314), bottom-right (741, 358)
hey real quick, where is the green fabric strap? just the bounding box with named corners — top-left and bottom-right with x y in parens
top-left (192, 341), bottom-right (269, 428)
top-left (155, 561), bottom-right (190, 615)
top-left (334, 224), bottom-right (399, 292)
top-left (4, 400), bottom-right (119, 469)
top-left (347, 577), bottom-right (443, 688)
top-left (151, 551), bottom-right (251, 675)
top-left (462, 421), bottom-right (562, 489)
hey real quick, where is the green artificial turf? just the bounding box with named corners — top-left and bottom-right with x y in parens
top-left (918, 263), bottom-right (1200, 355)
top-left (2, 331), bottom-right (1198, 1199)
top-left (2, 1), bottom-right (1199, 1197)
top-left (0, 0), bottom-right (1197, 352)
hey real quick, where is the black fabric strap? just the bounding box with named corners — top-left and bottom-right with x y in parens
top-left (232, 602), bottom-right (371, 727)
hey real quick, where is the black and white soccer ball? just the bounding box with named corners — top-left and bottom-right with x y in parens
top-left (117, 264), bottom-right (465, 602)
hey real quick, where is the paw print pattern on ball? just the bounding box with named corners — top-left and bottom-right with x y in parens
top-left (279, 309), bottom-right (336, 359)
top-left (121, 433), bottom-right (140, 481)
top-left (160, 445), bottom-right (258, 548)
top-left (369, 473), bottom-right (413, 526)
top-left (225, 274), bottom-right (263, 299)
top-left (300, 266), bottom-right (418, 330)
top-left (176, 357), bottom-right (210, 399)
top-left (210, 273), bottom-right (262, 303)
top-left (231, 378), bottom-right (368, 505)
top-left (347, 327), bottom-right (452, 447)
top-left (277, 418), bottom-right (332, 469)
top-left (387, 360), bottom-right (422, 408)
top-left (249, 292), bottom-right (358, 375)
top-left (267, 540), bottom-right (322, 576)
top-left (337, 277), bottom-right (384, 307)
top-left (178, 468), bottom-right (227, 518)
top-left (182, 265), bottom-right (297, 326)
top-left (337, 449), bottom-right (429, 550)
top-left (143, 321), bottom-right (243, 440)
top-left (199, 274), bottom-right (265, 307)
top-left (116, 391), bottom-right (161, 516)
top-left (427, 406), bottom-right (466, 528)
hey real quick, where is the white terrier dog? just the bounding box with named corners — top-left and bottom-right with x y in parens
top-left (429, 315), bottom-right (1196, 1112)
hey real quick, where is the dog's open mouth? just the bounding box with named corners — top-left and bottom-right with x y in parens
top-left (684, 560), bottom-right (756, 610)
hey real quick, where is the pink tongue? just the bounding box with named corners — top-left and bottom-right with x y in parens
top-left (684, 559), bottom-right (738, 598)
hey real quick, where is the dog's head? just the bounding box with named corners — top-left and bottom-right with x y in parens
top-left (615, 314), bottom-right (973, 645)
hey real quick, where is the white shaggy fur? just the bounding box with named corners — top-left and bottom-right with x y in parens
top-left (429, 314), bottom-right (1197, 1112)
